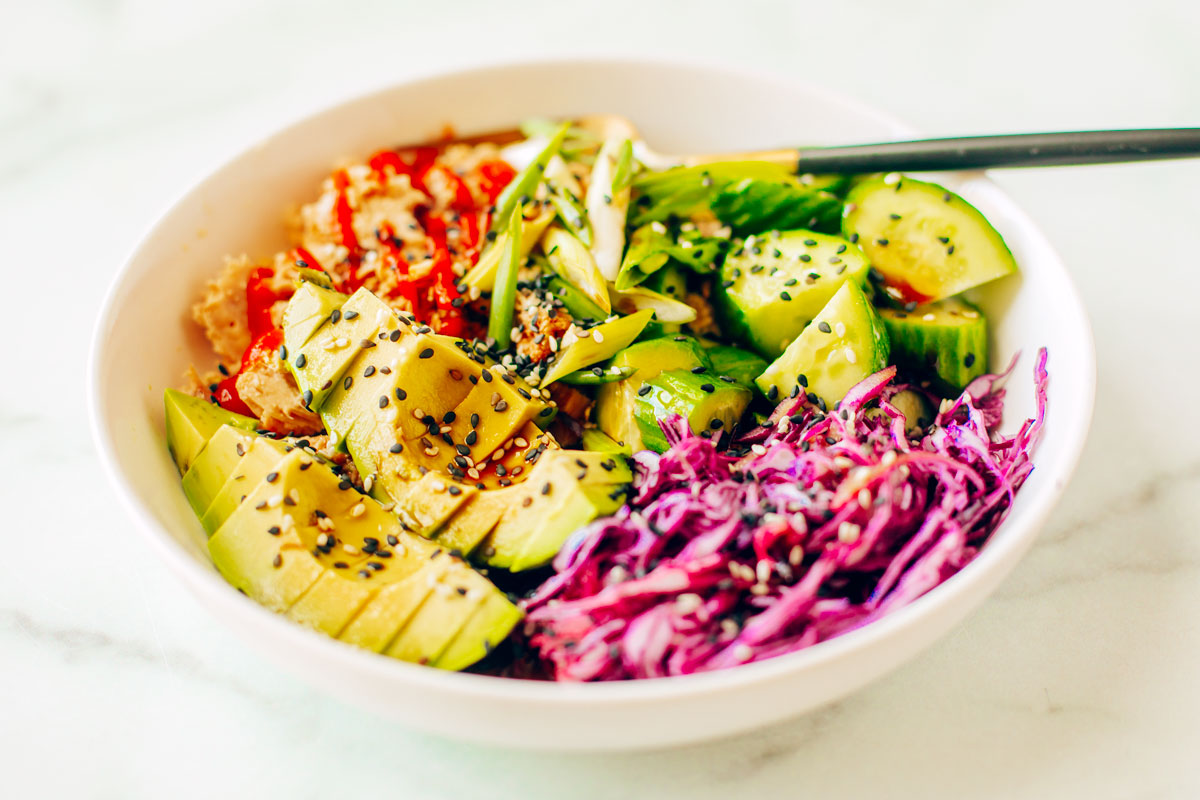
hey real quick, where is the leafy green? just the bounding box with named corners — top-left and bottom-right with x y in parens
top-left (630, 161), bottom-right (794, 225)
top-left (710, 178), bottom-right (842, 235)
top-left (615, 223), bottom-right (727, 289)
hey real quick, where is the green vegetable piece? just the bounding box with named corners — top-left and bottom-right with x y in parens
top-left (716, 229), bottom-right (871, 359)
top-left (490, 121), bottom-right (570, 236)
top-left (560, 366), bottom-right (636, 385)
top-left (706, 345), bottom-right (768, 388)
top-left (488, 210), bottom-right (523, 349)
top-left (593, 336), bottom-right (711, 452)
top-left (710, 178), bottom-right (841, 236)
top-left (541, 309), bottom-right (654, 385)
top-left (630, 161), bottom-right (796, 225)
top-left (756, 281), bottom-right (890, 407)
top-left (841, 175), bottom-right (1017, 303)
top-left (878, 297), bottom-right (988, 392)
top-left (611, 138), bottom-right (635, 191)
top-left (634, 370), bottom-right (752, 453)
top-left (608, 285), bottom-right (696, 324)
top-left (616, 222), bottom-right (725, 289)
top-left (544, 275), bottom-right (608, 322)
top-left (543, 226), bottom-right (610, 313)
top-left (163, 388), bottom-right (259, 475)
top-left (464, 206), bottom-right (552, 291)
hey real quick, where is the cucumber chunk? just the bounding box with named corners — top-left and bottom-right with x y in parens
top-left (593, 336), bottom-right (710, 452)
top-left (716, 229), bottom-right (870, 359)
top-left (706, 345), bottom-right (768, 388)
top-left (842, 175), bottom-right (1017, 304)
top-left (878, 297), bottom-right (988, 392)
top-left (634, 370), bottom-right (752, 453)
top-left (756, 281), bottom-right (889, 407)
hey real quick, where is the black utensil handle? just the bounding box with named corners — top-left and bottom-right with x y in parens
top-left (795, 128), bottom-right (1200, 173)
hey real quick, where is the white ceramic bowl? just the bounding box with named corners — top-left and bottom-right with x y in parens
top-left (89, 57), bottom-right (1095, 751)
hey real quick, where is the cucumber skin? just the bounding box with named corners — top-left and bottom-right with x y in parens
top-left (755, 281), bottom-right (890, 407)
top-left (879, 300), bottom-right (989, 393)
top-left (841, 176), bottom-right (1017, 304)
top-left (634, 370), bottom-right (752, 453)
top-left (706, 345), bottom-right (768, 388)
top-left (715, 230), bottom-right (871, 360)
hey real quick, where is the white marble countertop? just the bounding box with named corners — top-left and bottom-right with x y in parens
top-left (4, 0), bottom-right (1200, 797)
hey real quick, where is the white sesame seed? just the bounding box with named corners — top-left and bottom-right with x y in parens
top-left (750, 583), bottom-right (769, 596)
top-left (789, 544), bottom-right (804, 566)
top-left (922, 313), bottom-right (936, 322)
top-left (755, 560), bottom-right (772, 584)
top-left (675, 593), bottom-right (703, 614)
top-left (733, 644), bottom-right (754, 662)
top-left (838, 521), bottom-right (862, 543)
top-left (316, 533), bottom-right (329, 546)
top-left (751, 444), bottom-right (767, 455)
top-left (351, 503), bottom-right (366, 518)
top-left (343, 543), bottom-right (359, 555)
top-left (834, 321), bottom-right (846, 337)
top-left (268, 493), bottom-right (283, 508)
top-left (720, 619), bottom-right (740, 638)
top-left (844, 347), bottom-right (857, 364)
top-left (412, 408), bottom-right (425, 420)
top-left (858, 489), bottom-right (872, 509)
top-left (881, 451), bottom-right (897, 467)
top-left (424, 446), bottom-right (439, 456)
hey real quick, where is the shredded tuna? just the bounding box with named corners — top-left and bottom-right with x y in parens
top-left (192, 255), bottom-right (261, 363)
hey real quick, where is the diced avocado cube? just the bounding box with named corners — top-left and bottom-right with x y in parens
top-left (164, 388), bottom-right (258, 475)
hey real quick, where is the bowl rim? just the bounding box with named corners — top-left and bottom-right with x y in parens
top-left (88, 53), bottom-right (1096, 705)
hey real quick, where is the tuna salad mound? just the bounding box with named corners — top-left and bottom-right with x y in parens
top-left (164, 117), bottom-right (1047, 679)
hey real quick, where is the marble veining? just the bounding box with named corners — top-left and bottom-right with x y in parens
top-left (4, 0), bottom-right (1200, 797)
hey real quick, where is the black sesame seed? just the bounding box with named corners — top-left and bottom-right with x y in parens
top-left (295, 353), bottom-right (307, 368)
top-left (964, 353), bottom-right (976, 367)
top-left (448, 485), bottom-right (462, 496)
top-left (709, 418), bottom-right (724, 430)
top-left (363, 365), bottom-right (376, 377)
top-left (691, 366), bottom-right (707, 374)
top-left (481, 370), bottom-right (493, 383)
top-left (495, 400), bottom-right (508, 412)
top-left (799, 254), bottom-right (812, 262)
top-left (638, 385), bottom-right (652, 397)
top-left (390, 329), bottom-right (402, 342)
top-left (780, 291), bottom-right (792, 301)
top-left (343, 376), bottom-right (353, 391)
top-left (766, 385), bottom-right (779, 401)
top-left (266, 472), bottom-right (279, 483)
top-left (379, 395), bottom-right (389, 408)
top-left (455, 444), bottom-right (470, 456)
top-left (395, 388), bottom-right (407, 401)
top-left (273, 554), bottom-right (283, 568)
top-left (267, 525), bottom-right (281, 535)
top-left (389, 443), bottom-right (404, 454)
top-left (818, 321), bottom-right (832, 333)
top-left (700, 383), bottom-right (714, 393)
top-left (419, 348), bottom-right (434, 359)
top-left (797, 373), bottom-right (808, 387)
top-left (541, 482), bottom-right (552, 495)
top-left (344, 310), bottom-right (359, 320)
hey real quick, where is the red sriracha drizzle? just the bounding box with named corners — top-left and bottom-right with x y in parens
top-left (213, 268), bottom-right (288, 416)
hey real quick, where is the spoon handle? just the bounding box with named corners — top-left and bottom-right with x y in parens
top-left (787, 128), bottom-right (1200, 173)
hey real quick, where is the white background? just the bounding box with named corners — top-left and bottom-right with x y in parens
top-left (3, 1), bottom-right (1199, 797)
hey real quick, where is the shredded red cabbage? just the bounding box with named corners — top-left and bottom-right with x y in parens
top-left (522, 349), bottom-right (1049, 681)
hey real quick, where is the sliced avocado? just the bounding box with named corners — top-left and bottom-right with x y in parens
top-left (594, 336), bottom-right (710, 452)
top-left (387, 472), bottom-right (478, 537)
top-left (287, 288), bottom-right (395, 412)
top-left (433, 593), bottom-right (524, 671)
top-left (181, 425), bottom-right (262, 518)
top-left (878, 297), bottom-right (988, 392)
top-left (338, 561), bottom-right (449, 653)
top-left (480, 452), bottom-right (628, 571)
top-left (716, 229), bottom-right (870, 359)
top-left (383, 559), bottom-right (486, 664)
top-left (208, 449), bottom-right (520, 668)
top-left (634, 370), bottom-right (753, 453)
top-left (541, 309), bottom-right (654, 385)
top-left (580, 428), bottom-right (632, 456)
top-left (756, 280), bottom-right (890, 407)
top-left (440, 367), bottom-right (543, 462)
top-left (164, 388), bottom-right (259, 475)
top-left (282, 278), bottom-right (348, 358)
top-left (196, 433), bottom-right (290, 534)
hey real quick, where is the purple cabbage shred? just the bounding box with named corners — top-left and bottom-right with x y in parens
top-left (522, 349), bottom-right (1049, 681)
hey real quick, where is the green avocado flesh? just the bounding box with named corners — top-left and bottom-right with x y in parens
top-left (716, 229), bottom-right (870, 359)
top-left (757, 280), bottom-right (890, 407)
top-left (279, 279), bottom-right (629, 571)
top-left (593, 336), bottom-right (711, 452)
top-left (878, 296), bottom-right (989, 392)
top-left (841, 175), bottom-right (1017, 304)
top-left (205, 447), bottom-right (520, 668)
top-left (164, 389), bottom-right (258, 475)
